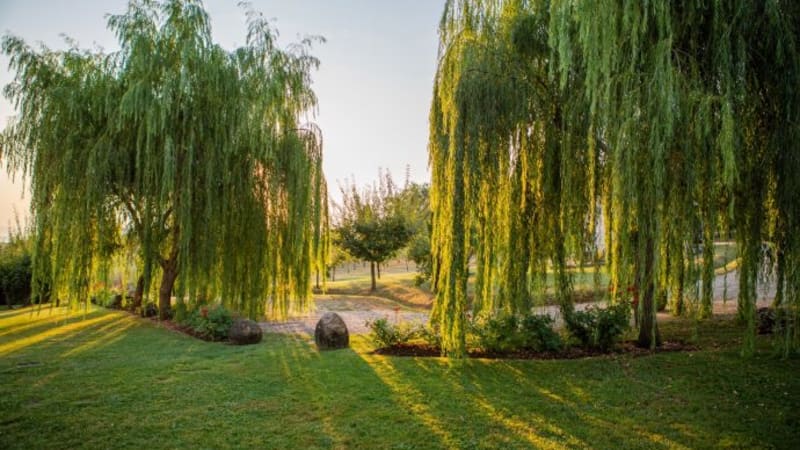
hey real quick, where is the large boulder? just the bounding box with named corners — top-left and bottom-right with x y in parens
top-left (229, 318), bottom-right (263, 345)
top-left (314, 312), bottom-right (349, 350)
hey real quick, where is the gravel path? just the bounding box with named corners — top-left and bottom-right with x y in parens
top-left (260, 294), bottom-right (428, 335)
top-left (261, 269), bottom-right (776, 335)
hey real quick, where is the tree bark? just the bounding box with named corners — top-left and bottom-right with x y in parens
top-left (658, 247), bottom-right (670, 312)
top-left (159, 262), bottom-right (178, 320)
top-left (637, 236), bottom-right (662, 348)
top-left (370, 261), bottom-right (377, 291)
top-left (133, 274), bottom-right (144, 312)
top-left (377, 262), bottom-right (381, 279)
top-left (158, 220), bottom-right (180, 320)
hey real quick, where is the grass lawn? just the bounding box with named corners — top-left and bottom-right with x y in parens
top-left (325, 272), bottom-right (433, 310)
top-left (1, 306), bottom-right (798, 449)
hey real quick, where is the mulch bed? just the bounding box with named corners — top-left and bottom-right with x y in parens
top-left (149, 317), bottom-right (225, 343)
top-left (371, 340), bottom-right (696, 360)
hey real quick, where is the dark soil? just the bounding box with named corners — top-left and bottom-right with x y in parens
top-left (372, 343), bottom-right (442, 357)
top-left (151, 318), bottom-right (224, 343)
top-left (372, 340), bottom-right (696, 360)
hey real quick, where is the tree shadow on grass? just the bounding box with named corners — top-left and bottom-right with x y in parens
top-left (357, 350), bottom-right (592, 449)
top-left (0, 314), bottom-right (446, 449)
top-left (0, 309), bottom-right (128, 358)
top-left (247, 334), bottom-right (453, 449)
top-left (359, 350), bottom-right (799, 449)
top-left (0, 304), bottom-right (79, 328)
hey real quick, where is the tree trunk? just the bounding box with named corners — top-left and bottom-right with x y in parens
top-left (133, 274), bottom-right (144, 312)
top-left (700, 223), bottom-right (715, 318)
top-left (637, 236), bottom-right (662, 348)
top-left (669, 246), bottom-right (685, 316)
top-left (159, 261), bottom-right (178, 320)
top-left (657, 246), bottom-right (670, 312)
top-left (377, 262), bottom-right (381, 279)
top-left (370, 261), bottom-right (376, 291)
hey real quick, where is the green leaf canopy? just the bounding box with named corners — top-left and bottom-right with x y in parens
top-left (334, 173), bottom-right (413, 291)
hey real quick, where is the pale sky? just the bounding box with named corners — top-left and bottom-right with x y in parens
top-left (0, 0), bottom-right (442, 236)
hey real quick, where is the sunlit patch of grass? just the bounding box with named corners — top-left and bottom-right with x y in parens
top-left (0, 310), bottom-right (123, 357)
top-left (314, 294), bottom-right (424, 313)
top-left (0, 307), bottom-right (798, 449)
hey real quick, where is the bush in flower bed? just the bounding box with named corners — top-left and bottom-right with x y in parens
top-left (181, 304), bottom-right (234, 341)
top-left (367, 313), bottom-right (562, 355)
top-left (367, 305), bottom-right (632, 356)
top-left (564, 302), bottom-right (630, 351)
top-left (365, 317), bottom-right (418, 348)
top-left (469, 313), bottom-right (563, 353)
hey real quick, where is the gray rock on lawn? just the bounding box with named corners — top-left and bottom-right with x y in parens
top-left (229, 318), bottom-right (263, 345)
top-left (314, 312), bottom-right (349, 350)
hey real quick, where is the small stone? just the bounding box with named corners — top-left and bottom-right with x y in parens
top-left (757, 307), bottom-right (775, 334)
top-left (229, 318), bottom-right (263, 345)
top-left (314, 312), bottom-right (349, 350)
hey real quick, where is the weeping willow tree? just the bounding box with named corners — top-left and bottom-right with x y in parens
top-left (1, 0), bottom-right (328, 320)
top-left (430, 1), bottom-right (597, 356)
top-left (430, 0), bottom-right (800, 357)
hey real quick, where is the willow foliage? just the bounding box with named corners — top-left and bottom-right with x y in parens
top-left (430, 0), bottom-right (596, 356)
top-left (1, 0), bottom-right (328, 320)
top-left (430, 0), bottom-right (800, 356)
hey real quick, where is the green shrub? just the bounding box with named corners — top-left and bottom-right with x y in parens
top-left (471, 315), bottom-right (524, 353)
top-left (564, 309), bottom-right (594, 347)
top-left (520, 314), bottom-right (563, 352)
top-left (417, 324), bottom-right (442, 348)
top-left (565, 302), bottom-right (630, 351)
top-left (0, 250), bottom-right (32, 306)
top-left (182, 304), bottom-right (233, 341)
top-left (471, 313), bottom-right (562, 353)
top-left (366, 317), bottom-right (416, 348)
top-left (595, 302), bottom-right (630, 350)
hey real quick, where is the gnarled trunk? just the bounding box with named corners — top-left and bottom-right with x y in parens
top-left (159, 262), bottom-right (178, 320)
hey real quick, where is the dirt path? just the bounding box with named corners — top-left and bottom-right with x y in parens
top-left (261, 270), bottom-right (775, 335)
